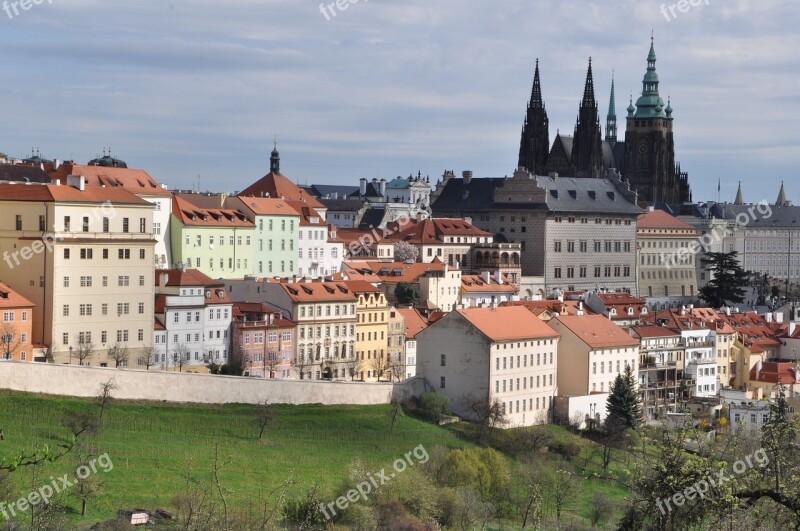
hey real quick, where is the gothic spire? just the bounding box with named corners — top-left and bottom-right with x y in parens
top-left (776, 181), bottom-right (788, 207)
top-left (581, 58), bottom-right (597, 108)
top-left (529, 58), bottom-right (544, 109)
top-left (605, 74), bottom-right (617, 143)
top-left (734, 181), bottom-right (744, 205)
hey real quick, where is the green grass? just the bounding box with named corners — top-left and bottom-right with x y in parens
top-left (0, 390), bottom-right (471, 526)
top-left (0, 390), bottom-right (632, 529)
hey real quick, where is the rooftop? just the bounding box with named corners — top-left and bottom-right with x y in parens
top-left (551, 315), bottom-right (641, 349)
top-left (456, 306), bottom-right (560, 342)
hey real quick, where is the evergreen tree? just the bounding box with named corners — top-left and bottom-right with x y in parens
top-left (698, 251), bottom-right (749, 307)
top-left (395, 282), bottom-right (421, 307)
top-left (606, 364), bottom-right (641, 431)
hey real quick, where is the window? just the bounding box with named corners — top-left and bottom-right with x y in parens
top-left (122, 218), bottom-right (129, 233)
top-left (62, 305), bottom-right (70, 317)
top-left (80, 248), bottom-right (93, 259)
top-left (139, 249), bottom-right (145, 260)
top-left (102, 217), bottom-right (109, 232)
top-left (82, 217), bottom-right (89, 232)
top-left (440, 376), bottom-right (446, 389)
top-left (63, 248), bottom-right (70, 259)
top-left (118, 276), bottom-right (130, 287)
top-left (80, 276), bottom-right (92, 287)
top-left (139, 218), bottom-right (146, 233)
top-left (138, 302), bottom-right (145, 314)
top-left (63, 276), bottom-right (70, 288)
top-left (118, 249), bottom-right (131, 259)
top-left (441, 354), bottom-right (446, 367)
top-left (15, 214), bottom-right (22, 231)
top-left (139, 275), bottom-right (145, 286)
top-left (63, 216), bottom-right (71, 232)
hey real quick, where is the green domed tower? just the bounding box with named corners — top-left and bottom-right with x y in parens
top-left (623, 37), bottom-right (691, 203)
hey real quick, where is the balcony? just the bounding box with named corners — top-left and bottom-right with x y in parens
top-left (682, 340), bottom-right (714, 349)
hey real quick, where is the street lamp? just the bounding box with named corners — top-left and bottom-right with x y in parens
top-left (69, 346), bottom-right (73, 365)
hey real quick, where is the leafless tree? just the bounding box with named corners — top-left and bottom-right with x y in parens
top-left (370, 352), bottom-right (389, 381)
top-left (264, 348), bottom-right (280, 379)
top-left (96, 379), bottom-right (118, 425)
top-left (254, 401), bottom-right (276, 440)
top-left (73, 445), bottom-right (104, 517)
top-left (171, 343), bottom-right (191, 372)
top-left (387, 352), bottom-right (406, 382)
top-left (0, 322), bottom-right (23, 360)
top-left (74, 338), bottom-right (95, 366)
top-left (107, 343), bottom-right (129, 368)
top-left (292, 348), bottom-right (316, 380)
top-left (459, 391), bottom-right (508, 443)
top-left (340, 353), bottom-right (358, 381)
top-left (137, 345), bottom-right (158, 370)
top-left (550, 468), bottom-right (577, 522)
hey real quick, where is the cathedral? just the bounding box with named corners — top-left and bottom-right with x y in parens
top-left (518, 38), bottom-right (691, 204)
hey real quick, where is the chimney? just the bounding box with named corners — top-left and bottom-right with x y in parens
top-left (789, 322), bottom-right (796, 337)
top-left (379, 178), bottom-right (386, 197)
top-left (776, 312), bottom-right (784, 324)
top-left (159, 273), bottom-right (168, 288)
top-left (481, 271), bottom-right (490, 283)
top-left (495, 270), bottom-right (502, 284)
top-left (766, 313), bottom-right (773, 323)
top-left (359, 178), bottom-right (367, 196)
top-left (462, 171), bottom-right (472, 184)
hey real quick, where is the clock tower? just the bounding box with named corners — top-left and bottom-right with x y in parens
top-left (623, 37), bottom-right (690, 203)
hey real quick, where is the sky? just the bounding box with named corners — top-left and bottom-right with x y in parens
top-left (0, 0), bottom-right (797, 203)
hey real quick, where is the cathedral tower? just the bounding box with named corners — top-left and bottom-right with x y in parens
top-left (518, 59), bottom-right (550, 175)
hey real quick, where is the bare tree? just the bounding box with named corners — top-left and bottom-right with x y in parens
top-left (370, 352), bottom-right (389, 381)
top-left (388, 398), bottom-right (404, 435)
top-left (459, 392), bottom-right (508, 443)
top-left (254, 401), bottom-right (276, 440)
top-left (74, 339), bottom-right (95, 366)
top-left (171, 343), bottom-right (190, 372)
top-left (137, 345), bottom-right (158, 370)
top-left (264, 348), bottom-right (280, 379)
top-left (340, 354), bottom-right (358, 381)
top-left (107, 343), bottom-right (129, 368)
top-left (0, 322), bottom-right (23, 360)
top-left (73, 445), bottom-right (104, 517)
top-left (387, 351), bottom-right (405, 382)
top-left (96, 379), bottom-right (118, 425)
top-left (292, 349), bottom-right (316, 380)
top-left (550, 468), bottom-right (577, 522)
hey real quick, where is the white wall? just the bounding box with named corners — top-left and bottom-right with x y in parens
top-left (0, 362), bottom-right (425, 405)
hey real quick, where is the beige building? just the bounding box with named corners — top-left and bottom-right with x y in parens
top-left (387, 307), bottom-right (405, 380)
top-left (637, 208), bottom-right (699, 300)
top-left (249, 278), bottom-right (357, 380)
top-left (416, 306), bottom-right (560, 427)
top-left (0, 181), bottom-right (156, 364)
top-left (432, 168), bottom-right (642, 296)
top-left (548, 315), bottom-right (640, 396)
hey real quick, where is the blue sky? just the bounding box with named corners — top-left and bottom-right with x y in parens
top-left (0, 0), bottom-right (797, 203)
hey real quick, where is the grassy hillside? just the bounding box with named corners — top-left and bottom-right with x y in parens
top-left (0, 390), bottom-right (629, 528)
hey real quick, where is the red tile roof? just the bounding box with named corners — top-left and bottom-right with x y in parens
top-left (155, 268), bottom-right (224, 288)
top-left (235, 196), bottom-right (298, 217)
top-left (0, 183), bottom-right (151, 205)
top-left (0, 281), bottom-right (35, 309)
top-left (501, 299), bottom-right (587, 318)
top-left (343, 259), bottom-right (447, 283)
top-left (239, 171), bottom-right (323, 209)
top-left (749, 361), bottom-right (800, 385)
top-left (268, 279), bottom-right (358, 303)
top-left (461, 274), bottom-right (517, 293)
top-left (551, 315), bottom-right (641, 349)
top-left (396, 307), bottom-right (428, 339)
top-left (628, 325), bottom-right (681, 339)
top-left (637, 209), bottom-right (698, 232)
top-left (456, 306), bottom-right (560, 342)
top-left (384, 217), bottom-right (492, 244)
top-left (172, 196), bottom-right (254, 227)
top-left (48, 164), bottom-right (171, 196)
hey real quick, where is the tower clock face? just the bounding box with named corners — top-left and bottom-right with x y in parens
top-left (638, 142), bottom-right (648, 154)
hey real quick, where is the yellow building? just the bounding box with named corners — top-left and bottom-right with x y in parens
top-left (347, 280), bottom-right (390, 381)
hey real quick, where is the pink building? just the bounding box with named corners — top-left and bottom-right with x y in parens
top-left (232, 302), bottom-right (296, 379)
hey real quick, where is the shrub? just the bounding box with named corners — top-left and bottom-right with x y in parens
top-left (418, 392), bottom-right (450, 422)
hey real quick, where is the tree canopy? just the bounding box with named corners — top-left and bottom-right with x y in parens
top-left (698, 251), bottom-right (749, 307)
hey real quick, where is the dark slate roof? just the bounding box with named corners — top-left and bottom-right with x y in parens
top-left (711, 203), bottom-right (800, 227)
top-left (348, 182), bottom-right (383, 200)
top-left (537, 174), bottom-right (642, 214)
top-left (601, 140), bottom-right (626, 171)
top-left (319, 197), bottom-right (364, 212)
top-left (0, 164), bottom-right (52, 183)
top-left (432, 173), bottom-right (641, 215)
top-left (357, 206), bottom-right (386, 229)
top-left (306, 184), bottom-right (359, 199)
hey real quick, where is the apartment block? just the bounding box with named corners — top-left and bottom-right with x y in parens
top-left (548, 315), bottom-right (640, 396)
top-left (347, 280), bottom-right (390, 381)
top-left (0, 181), bottom-right (156, 364)
top-left (416, 306), bottom-right (560, 427)
top-left (170, 195), bottom-right (255, 278)
top-left (232, 302), bottom-right (296, 379)
top-left (228, 196), bottom-right (300, 278)
top-left (153, 268), bottom-right (233, 371)
top-left (637, 208), bottom-right (698, 300)
top-left (249, 279), bottom-right (358, 380)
